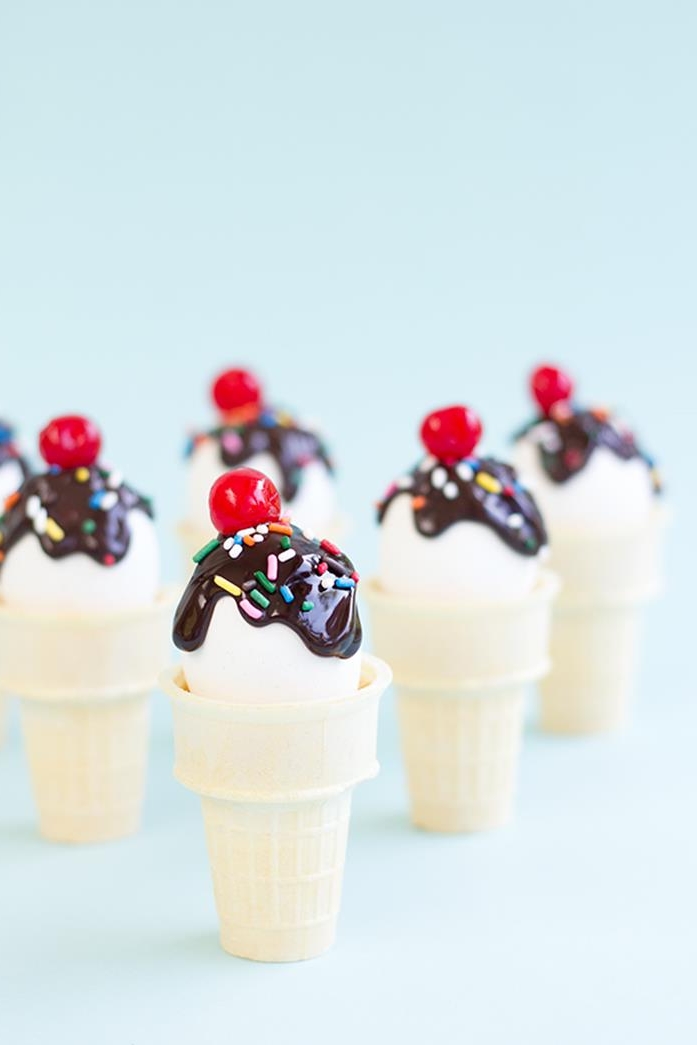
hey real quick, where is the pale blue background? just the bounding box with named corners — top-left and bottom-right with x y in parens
top-left (1, 3), bottom-right (695, 1043)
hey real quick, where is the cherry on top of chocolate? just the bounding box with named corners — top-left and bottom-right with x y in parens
top-left (184, 368), bottom-right (333, 504)
top-left (0, 416), bottom-right (153, 569)
top-left (209, 467), bottom-right (281, 534)
top-left (518, 365), bottom-right (661, 488)
top-left (377, 405), bottom-right (547, 557)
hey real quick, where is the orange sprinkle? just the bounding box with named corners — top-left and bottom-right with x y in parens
top-left (243, 535), bottom-right (256, 546)
top-left (0, 550), bottom-right (4, 562)
top-left (4, 491), bottom-right (20, 511)
top-left (412, 496), bottom-right (426, 510)
top-left (268, 523), bottom-right (293, 535)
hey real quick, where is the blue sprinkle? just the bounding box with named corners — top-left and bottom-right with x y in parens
top-left (233, 534), bottom-right (243, 545)
top-left (280, 585), bottom-right (294, 603)
top-left (259, 411), bottom-right (277, 428)
top-left (335, 578), bottom-right (356, 589)
top-left (183, 437), bottom-right (195, 459)
top-left (89, 491), bottom-right (104, 509)
top-left (49, 465), bottom-right (62, 475)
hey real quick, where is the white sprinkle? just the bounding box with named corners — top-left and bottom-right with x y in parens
top-left (101, 491), bottom-right (118, 510)
top-left (34, 508), bottom-right (48, 535)
top-left (419, 455), bottom-right (437, 472)
top-left (256, 524), bottom-right (269, 535)
top-left (302, 529), bottom-right (315, 541)
top-left (237, 527), bottom-right (255, 537)
top-left (223, 537), bottom-right (234, 550)
top-left (253, 533), bottom-right (264, 543)
top-left (443, 481), bottom-right (459, 500)
top-left (508, 513), bottom-right (524, 529)
top-left (320, 573), bottom-right (335, 589)
top-left (229, 543), bottom-right (243, 559)
top-left (431, 467), bottom-right (447, 489)
top-left (396, 475), bottom-right (412, 489)
top-left (26, 495), bottom-right (41, 519)
top-left (456, 462), bottom-right (474, 482)
top-left (107, 470), bottom-right (123, 489)
top-left (279, 548), bottom-right (296, 562)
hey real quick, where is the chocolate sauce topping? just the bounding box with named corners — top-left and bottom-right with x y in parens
top-left (186, 409), bottom-right (333, 503)
top-left (173, 524), bottom-right (361, 659)
top-left (515, 407), bottom-right (661, 490)
top-left (377, 456), bottom-right (547, 557)
top-left (0, 420), bottom-right (29, 484)
top-left (0, 465), bottom-right (154, 568)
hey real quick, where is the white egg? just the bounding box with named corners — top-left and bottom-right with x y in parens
top-left (0, 510), bottom-right (160, 612)
top-left (0, 459), bottom-right (25, 504)
top-left (512, 434), bottom-right (655, 535)
top-left (378, 494), bottom-right (543, 601)
top-left (181, 595), bottom-right (361, 704)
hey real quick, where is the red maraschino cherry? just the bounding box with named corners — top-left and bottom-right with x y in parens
top-left (209, 468), bottom-right (281, 535)
top-left (420, 405), bottom-right (482, 464)
top-left (212, 368), bottom-right (263, 419)
top-left (39, 415), bottom-right (102, 469)
top-left (530, 365), bottom-right (574, 416)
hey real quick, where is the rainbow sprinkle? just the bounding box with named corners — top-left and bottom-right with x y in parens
top-left (240, 598), bottom-right (262, 619)
top-left (45, 518), bottom-right (65, 543)
top-left (475, 473), bottom-right (502, 494)
top-left (280, 584), bottom-right (294, 603)
top-left (301, 600), bottom-right (314, 612)
top-left (214, 575), bottom-right (242, 597)
top-left (193, 538), bottom-right (220, 563)
top-left (250, 589), bottom-right (270, 609)
top-left (254, 570), bottom-right (276, 594)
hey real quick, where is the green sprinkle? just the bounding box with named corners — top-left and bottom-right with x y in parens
top-left (250, 589), bottom-right (270, 609)
top-left (280, 535), bottom-right (291, 550)
top-left (82, 519), bottom-right (97, 534)
top-left (301, 600), bottom-right (314, 612)
top-left (254, 570), bottom-right (277, 594)
top-left (193, 538), bottom-right (220, 563)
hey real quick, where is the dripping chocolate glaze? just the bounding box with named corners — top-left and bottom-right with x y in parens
top-left (514, 407), bottom-right (661, 489)
top-left (377, 456), bottom-right (547, 557)
top-left (173, 525), bottom-right (361, 659)
top-left (185, 409), bottom-right (333, 503)
top-left (0, 420), bottom-right (29, 483)
top-left (0, 466), bottom-right (153, 568)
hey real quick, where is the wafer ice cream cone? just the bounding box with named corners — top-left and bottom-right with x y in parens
top-left (179, 367), bottom-right (343, 573)
top-left (369, 404), bottom-right (556, 832)
top-left (162, 654), bottom-right (389, 961)
top-left (513, 365), bottom-right (666, 734)
top-left (0, 414), bottom-right (171, 841)
top-left (166, 468), bottom-right (389, 961)
top-left (367, 574), bottom-right (557, 831)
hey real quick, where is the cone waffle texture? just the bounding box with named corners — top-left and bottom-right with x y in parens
top-left (540, 506), bottom-right (665, 735)
top-left (21, 693), bottom-right (150, 842)
top-left (160, 654), bottom-right (391, 962)
top-left (0, 590), bottom-right (175, 842)
top-left (366, 571), bottom-right (557, 833)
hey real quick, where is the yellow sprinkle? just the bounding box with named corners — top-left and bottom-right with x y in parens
top-left (214, 575), bottom-right (242, 597)
top-left (75, 467), bottom-right (90, 482)
top-left (45, 518), bottom-right (65, 542)
top-left (476, 473), bottom-right (502, 495)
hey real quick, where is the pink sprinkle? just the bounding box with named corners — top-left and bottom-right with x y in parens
top-left (321, 538), bottom-right (341, 555)
top-left (351, 571), bottom-right (360, 583)
top-left (267, 554), bottom-right (278, 581)
top-left (317, 562), bottom-right (328, 575)
top-left (240, 598), bottom-right (263, 620)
